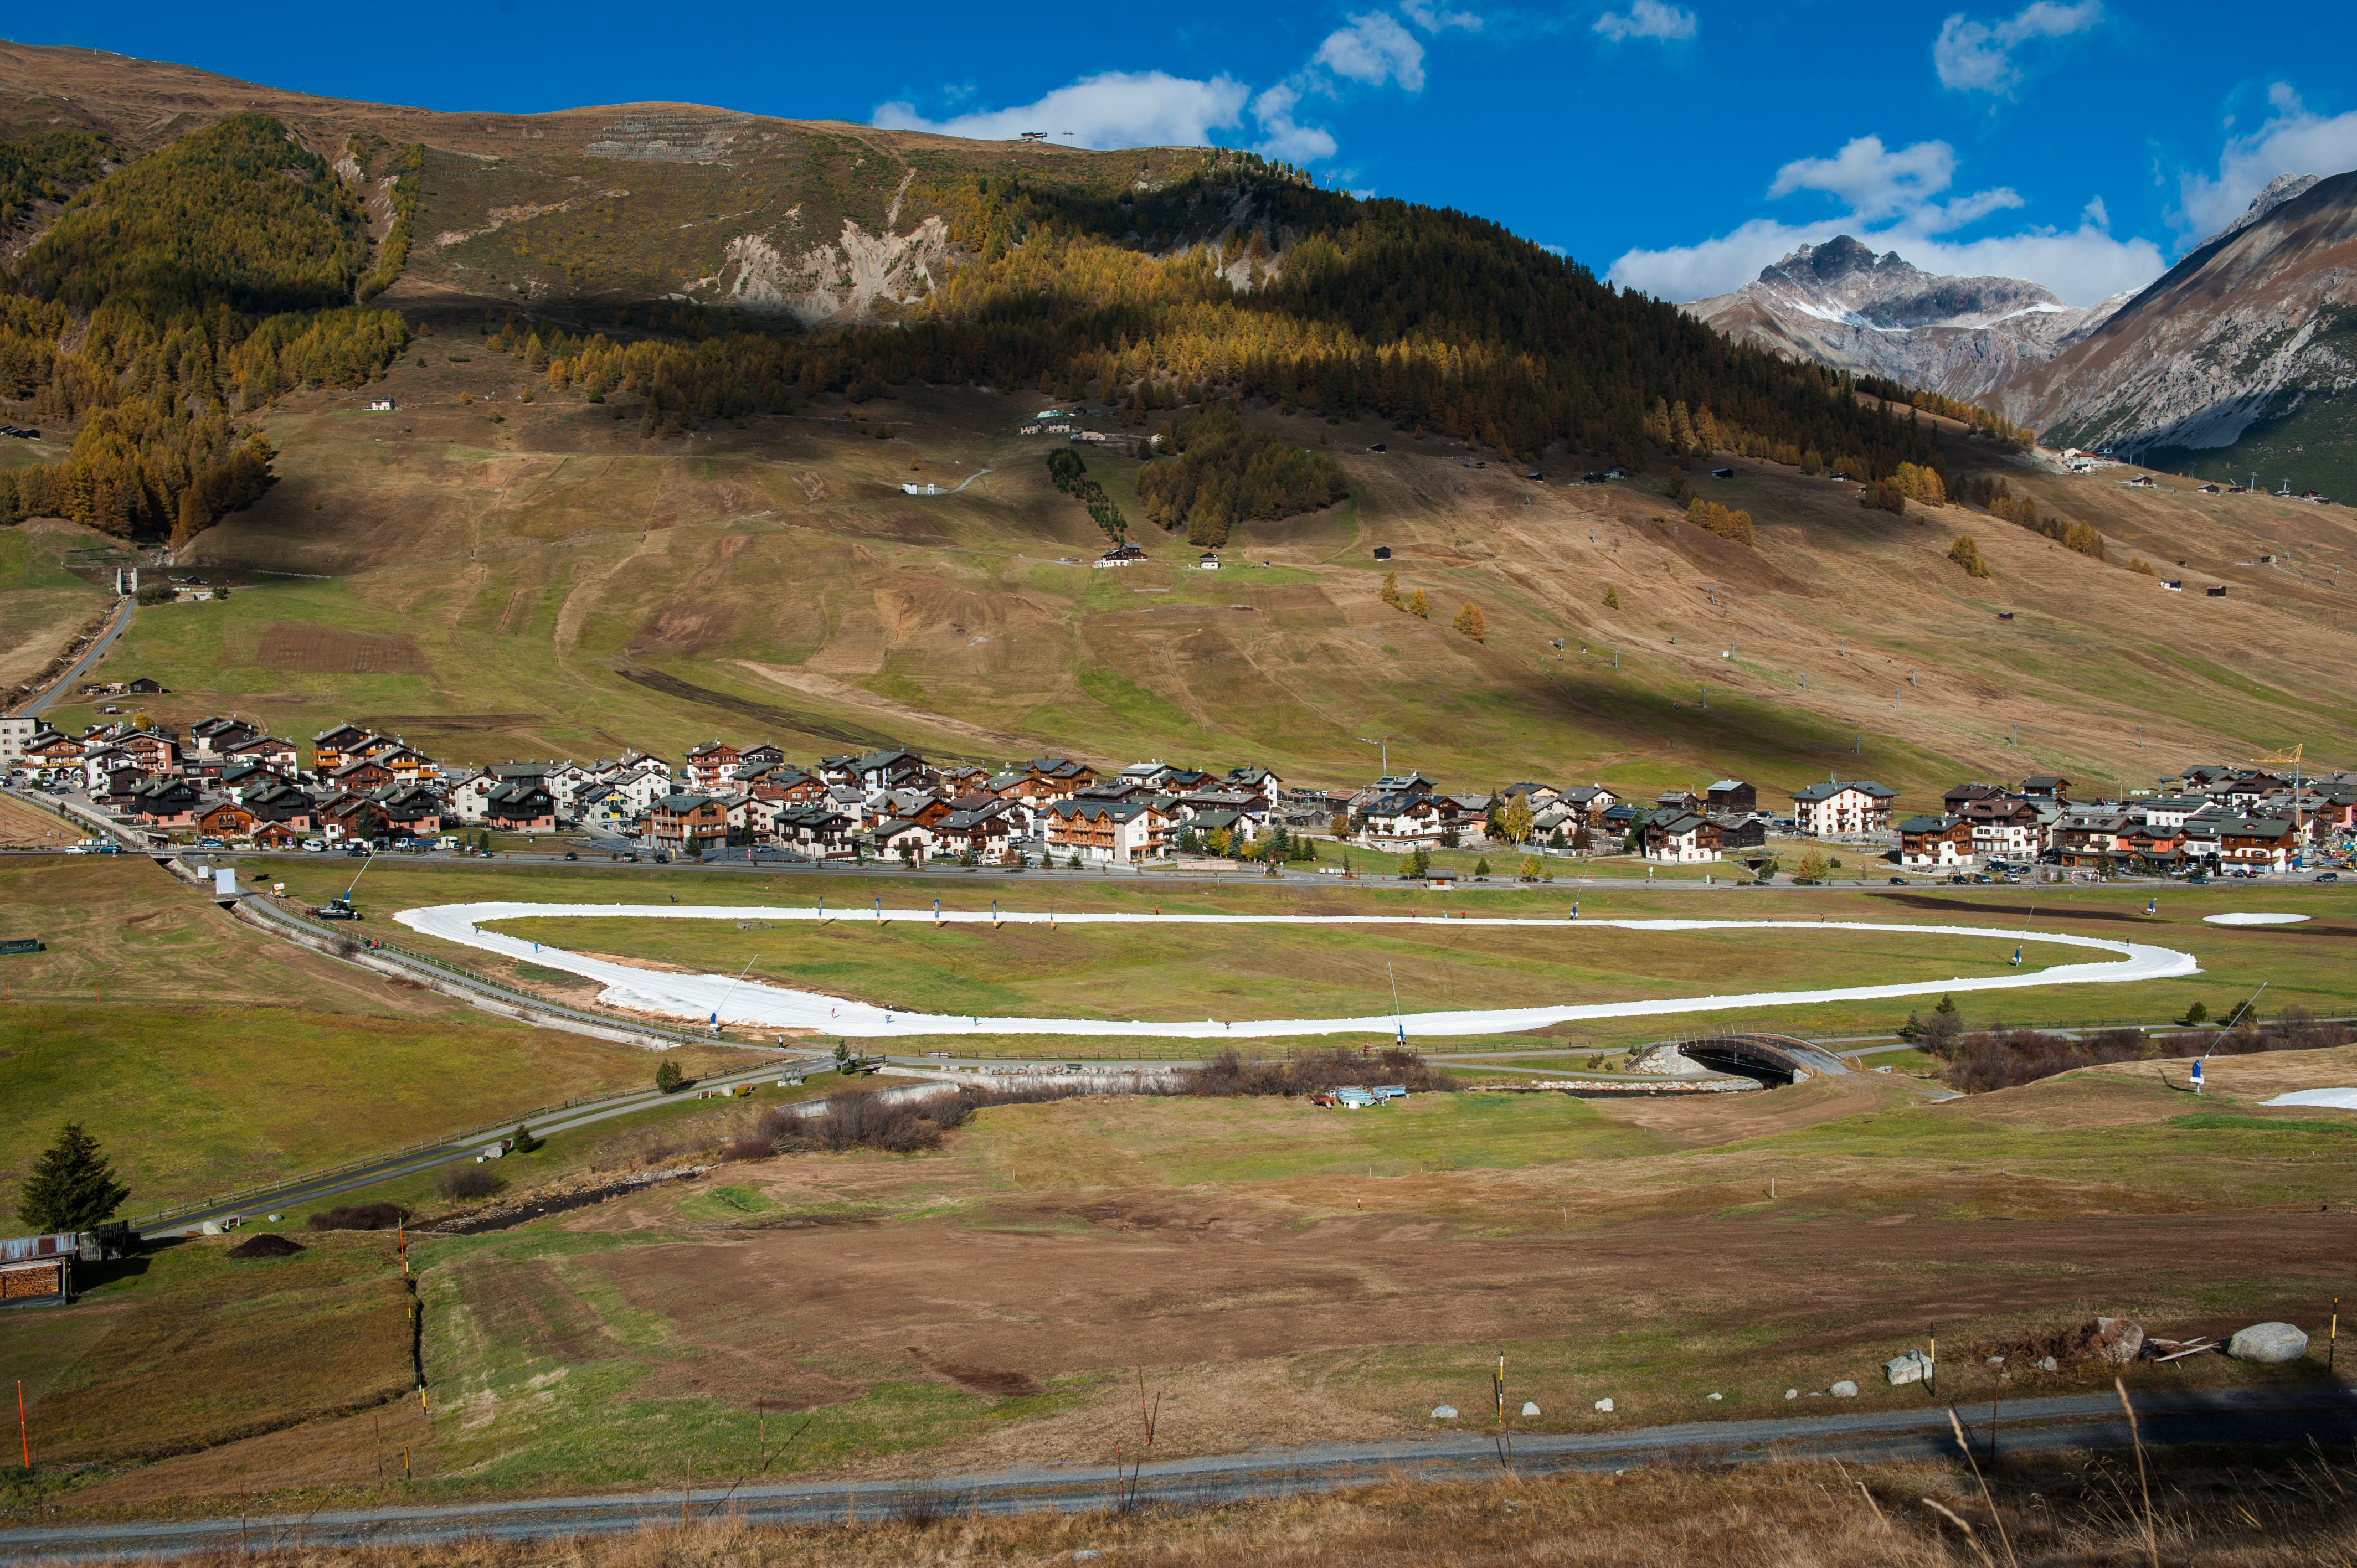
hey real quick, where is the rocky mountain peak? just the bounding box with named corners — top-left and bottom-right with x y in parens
top-left (1760, 235), bottom-right (1916, 292)
top-left (2205, 172), bottom-right (2323, 247)
top-left (1683, 235), bottom-right (2116, 401)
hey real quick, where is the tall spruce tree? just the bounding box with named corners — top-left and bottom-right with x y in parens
top-left (18, 1123), bottom-right (130, 1232)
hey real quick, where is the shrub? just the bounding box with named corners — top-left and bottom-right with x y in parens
top-left (434, 1165), bottom-right (504, 1201)
top-left (306, 1201), bottom-right (411, 1231)
top-left (1948, 533), bottom-right (1990, 577)
top-left (655, 1058), bottom-right (684, 1093)
top-left (1190, 1046), bottom-right (1457, 1097)
top-left (1931, 1028), bottom-right (2152, 1094)
top-left (754, 1081), bottom-right (1100, 1157)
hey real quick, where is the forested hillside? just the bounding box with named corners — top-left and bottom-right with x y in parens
top-left (0, 53), bottom-right (1955, 559)
top-left (0, 114), bottom-right (408, 542)
top-left (502, 160), bottom-right (1949, 486)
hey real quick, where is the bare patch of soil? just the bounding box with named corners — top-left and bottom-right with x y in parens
top-left (904, 1345), bottom-right (1043, 1398)
top-left (1586, 1070), bottom-right (1906, 1148)
top-left (251, 621), bottom-right (428, 675)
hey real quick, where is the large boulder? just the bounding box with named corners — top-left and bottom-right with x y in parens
top-left (1886, 1350), bottom-right (1931, 1385)
top-left (2096, 1317), bottom-right (2145, 1365)
top-left (2228, 1323), bottom-right (2309, 1363)
top-left (1830, 1380), bottom-right (1860, 1398)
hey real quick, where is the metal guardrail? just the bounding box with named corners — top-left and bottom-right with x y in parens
top-left (234, 892), bottom-right (719, 1049)
top-left (125, 1052), bottom-right (831, 1231)
top-left (125, 1087), bottom-right (652, 1230)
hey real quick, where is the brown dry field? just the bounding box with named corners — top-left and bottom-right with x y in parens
top-left (250, 621), bottom-right (429, 675)
top-left (52, 1462), bottom-right (2357, 1568)
top-left (0, 788), bottom-right (77, 849)
top-left (64, 1049), bottom-right (2357, 1514)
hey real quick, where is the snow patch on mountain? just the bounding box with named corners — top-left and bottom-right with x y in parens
top-left (1684, 235), bottom-right (2124, 400)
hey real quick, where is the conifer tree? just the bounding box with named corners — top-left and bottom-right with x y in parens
top-left (1380, 570), bottom-right (1401, 608)
top-left (17, 1123), bottom-right (129, 1232)
top-left (1452, 601), bottom-right (1486, 642)
top-left (1603, 585), bottom-right (1619, 609)
top-left (1408, 589), bottom-right (1429, 618)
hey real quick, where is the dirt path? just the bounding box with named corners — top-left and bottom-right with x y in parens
top-left (732, 659), bottom-right (1032, 751)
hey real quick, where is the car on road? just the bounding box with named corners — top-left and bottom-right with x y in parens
top-left (1888, 876), bottom-right (1907, 884)
top-left (2319, 872), bottom-right (2341, 883)
top-left (2187, 872), bottom-right (2211, 885)
top-left (302, 838), bottom-right (326, 852)
top-left (563, 850), bottom-right (578, 860)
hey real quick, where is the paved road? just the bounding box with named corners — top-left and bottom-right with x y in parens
top-left (3, 1384), bottom-right (2348, 1561)
top-left (138, 1055), bottom-right (830, 1235)
top-left (12, 596), bottom-right (131, 718)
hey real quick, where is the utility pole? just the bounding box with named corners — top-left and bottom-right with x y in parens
top-left (1355, 735), bottom-right (1394, 777)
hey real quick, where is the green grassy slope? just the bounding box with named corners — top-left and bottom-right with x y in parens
top-left (50, 368), bottom-right (2357, 810)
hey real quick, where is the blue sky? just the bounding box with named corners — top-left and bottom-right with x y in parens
top-left (12, 1), bottom-right (2357, 304)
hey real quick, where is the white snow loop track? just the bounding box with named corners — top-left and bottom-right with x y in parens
top-left (394, 903), bottom-right (2200, 1041)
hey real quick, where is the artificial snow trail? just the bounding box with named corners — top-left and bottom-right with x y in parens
top-left (394, 903), bottom-right (2199, 1040)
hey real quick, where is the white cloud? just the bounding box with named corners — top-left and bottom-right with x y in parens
top-left (1609, 216), bottom-right (2161, 306)
top-left (1251, 84), bottom-right (1340, 163)
top-left (2082, 194), bottom-right (2107, 226)
top-left (873, 70), bottom-right (1250, 150)
top-left (1607, 131), bottom-right (2160, 304)
top-left (1767, 136), bottom-right (1957, 220)
top-left (1400, 0), bottom-right (1483, 29)
top-left (1314, 14), bottom-right (1427, 92)
top-left (876, 8), bottom-right (1476, 167)
top-left (1933, 1), bottom-right (2102, 94)
top-left (1593, 0), bottom-right (1697, 43)
top-left (2177, 82), bottom-right (2357, 240)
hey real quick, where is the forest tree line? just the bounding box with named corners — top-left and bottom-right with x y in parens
top-left (0, 114), bottom-right (407, 541)
top-left (0, 112), bottom-right (1965, 547)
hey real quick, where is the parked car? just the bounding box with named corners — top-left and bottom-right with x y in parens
top-left (302, 838), bottom-right (326, 852)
